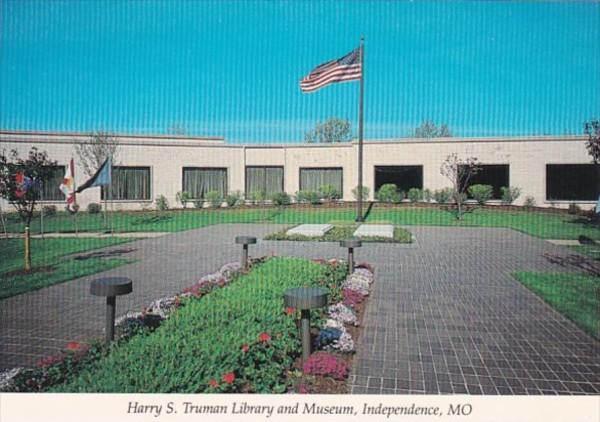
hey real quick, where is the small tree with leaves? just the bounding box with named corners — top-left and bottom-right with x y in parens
top-left (585, 119), bottom-right (600, 163)
top-left (0, 147), bottom-right (57, 271)
top-left (440, 153), bottom-right (480, 220)
top-left (74, 132), bottom-right (119, 178)
top-left (305, 117), bottom-right (352, 143)
top-left (413, 120), bottom-right (452, 138)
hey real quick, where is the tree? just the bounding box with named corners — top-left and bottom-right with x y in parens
top-left (412, 120), bottom-right (452, 138)
top-left (584, 119), bottom-right (600, 163)
top-left (440, 153), bottom-right (480, 220)
top-left (0, 147), bottom-right (57, 271)
top-left (305, 118), bottom-right (352, 143)
top-left (74, 132), bottom-right (119, 178)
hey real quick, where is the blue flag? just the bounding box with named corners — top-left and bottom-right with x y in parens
top-left (76, 157), bottom-right (112, 193)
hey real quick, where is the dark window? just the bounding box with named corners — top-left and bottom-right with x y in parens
top-left (182, 167), bottom-right (227, 199)
top-left (374, 166), bottom-right (423, 193)
top-left (40, 166), bottom-right (66, 201)
top-left (463, 164), bottom-right (509, 200)
top-left (245, 166), bottom-right (284, 198)
top-left (102, 167), bottom-right (151, 200)
top-left (546, 164), bottom-right (600, 201)
top-left (299, 168), bottom-right (343, 194)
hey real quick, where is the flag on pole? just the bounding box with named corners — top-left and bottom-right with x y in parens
top-left (76, 157), bottom-right (112, 193)
top-left (59, 158), bottom-right (77, 212)
top-left (14, 172), bottom-right (40, 199)
top-left (300, 47), bottom-right (362, 93)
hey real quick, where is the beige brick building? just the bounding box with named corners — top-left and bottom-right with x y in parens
top-left (1, 130), bottom-right (598, 211)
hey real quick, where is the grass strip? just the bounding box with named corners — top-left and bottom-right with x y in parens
top-left (513, 271), bottom-right (600, 340)
top-left (0, 237), bottom-right (135, 299)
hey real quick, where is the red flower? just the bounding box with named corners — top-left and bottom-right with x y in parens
top-left (209, 379), bottom-right (219, 388)
top-left (258, 332), bottom-right (271, 342)
top-left (285, 307), bottom-right (296, 315)
top-left (65, 341), bottom-right (84, 351)
top-left (222, 372), bottom-right (236, 384)
top-left (241, 343), bottom-right (250, 353)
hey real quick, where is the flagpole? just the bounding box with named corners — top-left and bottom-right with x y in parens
top-left (356, 36), bottom-right (365, 222)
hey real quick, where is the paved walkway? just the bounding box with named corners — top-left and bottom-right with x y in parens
top-left (1, 224), bottom-right (598, 395)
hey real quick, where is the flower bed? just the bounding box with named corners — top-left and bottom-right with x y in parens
top-left (1, 257), bottom-right (375, 394)
top-left (290, 261), bottom-right (375, 394)
top-left (265, 225), bottom-right (412, 243)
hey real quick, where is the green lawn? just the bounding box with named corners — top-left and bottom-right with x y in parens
top-left (3, 205), bottom-right (599, 240)
top-left (513, 271), bottom-right (600, 340)
top-left (265, 224), bottom-right (413, 243)
top-left (0, 237), bottom-right (135, 299)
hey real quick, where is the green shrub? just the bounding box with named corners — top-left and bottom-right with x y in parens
top-left (296, 190), bottom-right (320, 205)
top-left (318, 184), bottom-right (340, 202)
top-left (225, 191), bottom-right (242, 207)
top-left (271, 192), bottom-right (291, 206)
top-left (500, 186), bottom-right (521, 204)
top-left (249, 190), bottom-right (266, 205)
top-left (193, 199), bottom-right (204, 209)
top-left (155, 195), bottom-right (169, 211)
top-left (433, 188), bottom-right (453, 204)
top-left (52, 258), bottom-right (347, 393)
top-left (468, 184), bottom-right (493, 205)
top-left (87, 203), bottom-right (102, 214)
top-left (524, 195), bottom-right (536, 208)
top-left (407, 188), bottom-right (423, 203)
top-left (205, 191), bottom-right (222, 208)
top-left (568, 203), bottom-right (581, 215)
top-left (175, 191), bottom-right (192, 209)
top-left (422, 189), bottom-right (433, 202)
top-left (375, 184), bottom-right (399, 203)
top-left (41, 205), bottom-right (57, 216)
top-left (352, 185), bottom-right (369, 201)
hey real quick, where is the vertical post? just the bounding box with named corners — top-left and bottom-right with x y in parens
top-left (106, 296), bottom-right (116, 343)
top-left (40, 205), bottom-right (44, 239)
top-left (242, 244), bottom-right (248, 270)
top-left (300, 309), bottom-right (311, 363)
top-left (356, 37), bottom-right (365, 222)
top-left (348, 247), bottom-right (354, 274)
top-left (24, 226), bottom-right (31, 271)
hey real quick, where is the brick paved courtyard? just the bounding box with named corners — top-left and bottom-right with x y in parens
top-left (1, 224), bottom-right (598, 394)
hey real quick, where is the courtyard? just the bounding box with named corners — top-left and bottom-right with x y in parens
top-left (0, 205), bottom-right (598, 394)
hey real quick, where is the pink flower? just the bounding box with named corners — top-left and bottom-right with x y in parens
top-left (222, 372), bottom-right (235, 384)
top-left (37, 354), bottom-right (64, 368)
top-left (258, 332), bottom-right (271, 343)
top-left (241, 343), bottom-right (250, 353)
top-left (209, 379), bottom-right (219, 388)
top-left (285, 307), bottom-right (296, 315)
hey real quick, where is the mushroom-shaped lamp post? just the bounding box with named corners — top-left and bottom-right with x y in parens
top-left (235, 236), bottom-right (257, 270)
top-left (284, 287), bottom-right (328, 364)
top-left (90, 277), bottom-right (133, 344)
top-left (340, 239), bottom-right (362, 273)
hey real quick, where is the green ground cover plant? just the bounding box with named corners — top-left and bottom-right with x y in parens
top-left (265, 224), bottom-right (412, 243)
top-left (3, 205), bottom-right (599, 240)
top-left (513, 271), bottom-right (599, 340)
top-left (0, 237), bottom-right (134, 299)
top-left (51, 257), bottom-right (347, 393)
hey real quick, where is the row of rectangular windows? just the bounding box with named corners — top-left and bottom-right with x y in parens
top-left (38, 164), bottom-right (600, 202)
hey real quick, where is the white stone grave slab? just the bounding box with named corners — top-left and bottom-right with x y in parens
top-left (286, 224), bottom-right (334, 237)
top-left (353, 224), bottom-right (394, 238)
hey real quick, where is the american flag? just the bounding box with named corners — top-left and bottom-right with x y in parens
top-left (300, 47), bottom-right (362, 93)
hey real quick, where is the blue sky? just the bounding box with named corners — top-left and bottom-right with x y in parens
top-left (1, 0), bottom-right (599, 143)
